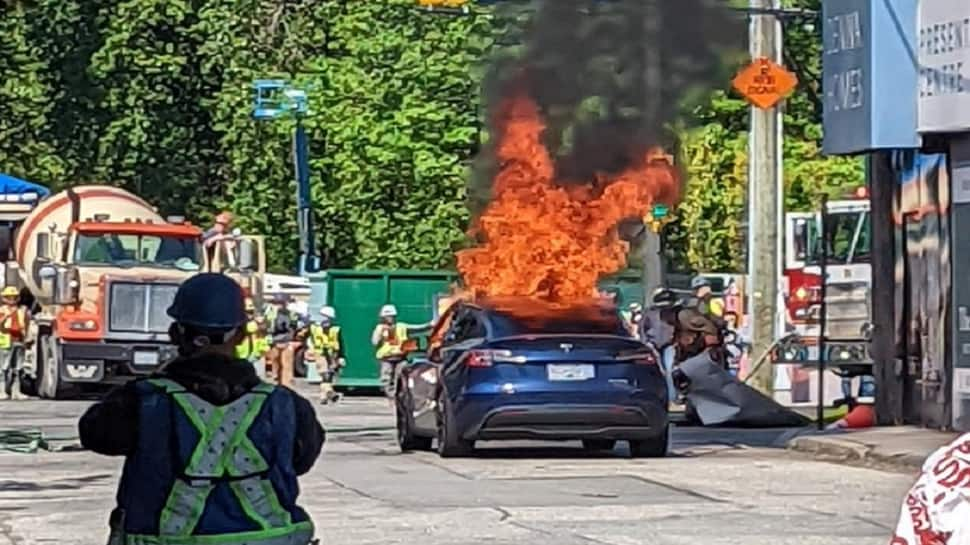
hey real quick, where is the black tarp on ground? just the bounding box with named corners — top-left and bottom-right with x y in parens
top-left (676, 352), bottom-right (812, 428)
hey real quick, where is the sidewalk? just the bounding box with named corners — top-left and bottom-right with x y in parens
top-left (787, 426), bottom-right (961, 471)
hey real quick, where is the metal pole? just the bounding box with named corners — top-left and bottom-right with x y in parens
top-left (293, 117), bottom-right (315, 274)
top-left (816, 195), bottom-right (829, 430)
top-left (747, 0), bottom-right (783, 394)
top-left (641, 0), bottom-right (664, 304)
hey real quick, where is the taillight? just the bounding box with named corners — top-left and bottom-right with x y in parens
top-left (466, 351), bottom-right (493, 368)
top-left (465, 349), bottom-right (521, 367)
top-left (617, 352), bottom-right (659, 366)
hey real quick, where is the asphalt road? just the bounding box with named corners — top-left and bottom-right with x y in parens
top-left (0, 389), bottom-right (914, 545)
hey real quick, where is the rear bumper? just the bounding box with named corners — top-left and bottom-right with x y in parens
top-left (59, 341), bottom-right (176, 384)
top-left (459, 397), bottom-right (668, 441)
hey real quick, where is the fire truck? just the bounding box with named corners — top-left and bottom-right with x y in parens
top-left (781, 187), bottom-right (872, 379)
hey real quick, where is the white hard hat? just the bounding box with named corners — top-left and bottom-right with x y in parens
top-left (320, 306), bottom-right (336, 320)
top-left (379, 304), bottom-right (398, 318)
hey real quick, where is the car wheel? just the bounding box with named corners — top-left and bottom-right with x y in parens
top-left (436, 390), bottom-right (474, 458)
top-left (581, 439), bottom-right (617, 452)
top-left (396, 380), bottom-right (432, 453)
top-left (629, 426), bottom-right (669, 458)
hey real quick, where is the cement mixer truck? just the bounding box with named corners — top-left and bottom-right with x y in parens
top-left (10, 185), bottom-right (265, 399)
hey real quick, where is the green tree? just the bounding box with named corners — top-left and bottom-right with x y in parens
top-left (667, 0), bottom-right (865, 273)
top-left (0, 2), bottom-right (66, 183)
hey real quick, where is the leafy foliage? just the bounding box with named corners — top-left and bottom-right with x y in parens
top-left (3, 0), bottom-right (488, 272)
top-left (2, 0), bottom-right (862, 274)
top-left (667, 0), bottom-right (865, 273)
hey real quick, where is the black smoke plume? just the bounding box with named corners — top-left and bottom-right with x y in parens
top-left (471, 0), bottom-right (745, 201)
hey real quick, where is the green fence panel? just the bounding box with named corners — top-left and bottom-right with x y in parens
top-left (312, 270), bottom-right (456, 388)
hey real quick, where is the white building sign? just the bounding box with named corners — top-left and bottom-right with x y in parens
top-left (918, 0), bottom-right (970, 132)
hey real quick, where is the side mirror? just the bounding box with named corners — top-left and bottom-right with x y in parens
top-left (860, 322), bottom-right (875, 341)
top-left (36, 233), bottom-right (50, 261)
top-left (238, 239), bottom-right (256, 271)
top-left (53, 267), bottom-right (80, 305)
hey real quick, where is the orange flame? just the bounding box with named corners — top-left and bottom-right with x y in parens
top-left (457, 95), bottom-right (680, 302)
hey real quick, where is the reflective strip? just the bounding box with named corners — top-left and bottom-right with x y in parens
top-left (126, 521), bottom-right (314, 545)
top-left (147, 379), bottom-right (292, 536)
top-left (158, 480), bottom-right (213, 536)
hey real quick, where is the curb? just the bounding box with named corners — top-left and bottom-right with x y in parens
top-left (787, 435), bottom-right (925, 470)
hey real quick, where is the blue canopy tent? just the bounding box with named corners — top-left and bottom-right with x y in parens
top-left (0, 174), bottom-right (50, 262)
top-left (0, 173), bottom-right (50, 202)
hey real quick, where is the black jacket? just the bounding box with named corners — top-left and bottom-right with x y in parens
top-left (78, 353), bottom-right (325, 475)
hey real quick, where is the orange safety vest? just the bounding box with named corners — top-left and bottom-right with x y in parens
top-left (0, 305), bottom-right (27, 347)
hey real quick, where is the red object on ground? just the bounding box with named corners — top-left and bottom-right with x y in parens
top-left (842, 404), bottom-right (875, 429)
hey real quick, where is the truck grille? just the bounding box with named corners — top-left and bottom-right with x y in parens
top-left (824, 282), bottom-right (870, 339)
top-left (108, 282), bottom-right (180, 334)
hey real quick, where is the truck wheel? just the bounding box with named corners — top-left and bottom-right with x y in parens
top-left (38, 335), bottom-right (69, 400)
top-left (293, 348), bottom-right (307, 378)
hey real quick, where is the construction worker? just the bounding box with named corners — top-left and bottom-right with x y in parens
top-left (308, 306), bottom-right (345, 405)
top-left (688, 276), bottom-right (725, 318)
top-left (78, 273), bottom-right (324, 545)
top-left (264, 293), bottom-right (297, 387)
top-left (235, 298), bottom-right (269, 378)
top-left (371, 304), bottom-right (431, 402)
top-left (0, 286), bottom-right (28, 400)
top-left (668, 308), bottom-right (726, 416)
top-left (640, 288), bottom-right (680, 401)
top-left (202, 211), bottom-right (233, 247)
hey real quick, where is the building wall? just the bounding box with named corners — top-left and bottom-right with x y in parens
top-left (872, 151), bottom-right (952, 429)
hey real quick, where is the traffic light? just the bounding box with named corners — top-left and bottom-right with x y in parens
top-left (644, 204), bottom-right (673, 234)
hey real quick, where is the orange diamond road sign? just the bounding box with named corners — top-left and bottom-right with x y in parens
top-left (732, 57), bottom-right (798, 110)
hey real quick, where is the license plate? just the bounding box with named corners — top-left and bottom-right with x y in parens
top-left (133, 351), bottom-right (160, 366)
top-left (547, 364), bottom-right (595, 381)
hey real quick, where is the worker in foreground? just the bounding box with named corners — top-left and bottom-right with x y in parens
top-left (309, 305), bottom-right (345, 405)
top-left (372, 304), bottom-right (431, 403)
top-left (890, 432), bottom-right (970, 544)
top-left (78, 273), bottom-right (324, 545)
top-left (0, 286), bottom-right (28, 400)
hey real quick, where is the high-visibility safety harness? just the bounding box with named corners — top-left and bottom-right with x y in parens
top-left (309, 325), bottom-right (340, 355)
top-left (125, 379), bottom-right (314, 545)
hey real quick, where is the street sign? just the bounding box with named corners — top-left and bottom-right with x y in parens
top-left (732, 57), bottom-right (798, 110)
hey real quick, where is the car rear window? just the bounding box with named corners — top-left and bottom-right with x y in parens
top-left (482, 298), bottom-right (629, 337)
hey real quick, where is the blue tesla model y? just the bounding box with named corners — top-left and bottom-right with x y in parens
top-left (395, 298), bottom-right (669, 458)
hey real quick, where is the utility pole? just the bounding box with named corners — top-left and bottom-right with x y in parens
top-left (746, 0), bottom-right (784, 394)
top-left (641, 0), bottom-right (665, 303)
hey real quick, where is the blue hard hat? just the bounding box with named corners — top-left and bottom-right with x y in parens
top-left (167, 273), bottom-right (247, 330)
